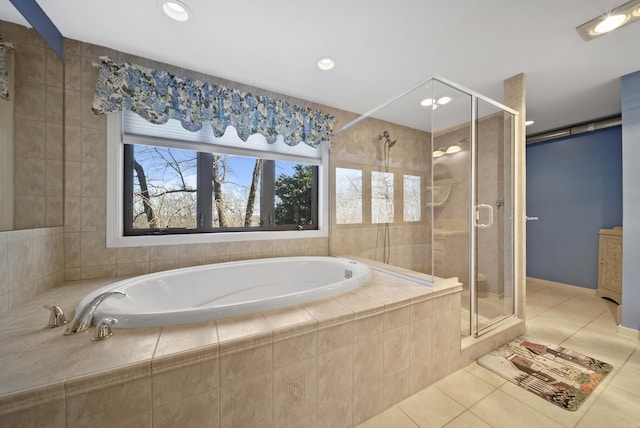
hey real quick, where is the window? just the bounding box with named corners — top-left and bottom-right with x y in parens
top-left (335, 168), bottom-right (362, 224)
top-left (403, 175), bottom-right (421, 222)
top-left (371, 171), bottom-right (394, 223)
top-left (107, 112), bottom-right (328, 246)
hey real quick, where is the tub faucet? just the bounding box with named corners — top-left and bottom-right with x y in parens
top-left (43, 304), bottom-right (67, 328)
top-left (63, 290), bottom-right (126, 336)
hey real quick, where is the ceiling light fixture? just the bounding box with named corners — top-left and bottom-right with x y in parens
top-left (576, 0), bottom-right (640, 41)
top-left (432, 148), bottom-right (446, 158)
top-left (420, 98), bottom-right (434, 107)
top-left (317, 57), bottom-right (335, 71)
top-left (420, 96), bottom-right (453, 109)
top-left (525, 120), bottom-right (535, 126)
top-left (593, 14), bottom-right (628, 34)
top-left (446, 144), bottom-right (461, 154)
top-left (434, 139), bottom-right (466, 158)
top-left (161, 0), bottom-right (191, 22)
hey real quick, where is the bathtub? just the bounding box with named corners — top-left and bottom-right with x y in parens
top-left (76, 256), bottom-right (371, 328)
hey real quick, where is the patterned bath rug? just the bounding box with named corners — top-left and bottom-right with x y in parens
top-left (477, 335), bottom-right (613, 411)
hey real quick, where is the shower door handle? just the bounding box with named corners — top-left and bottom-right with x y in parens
top-left (475, 204), bottom-right (493, 228)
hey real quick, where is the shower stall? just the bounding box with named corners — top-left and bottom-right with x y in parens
top-left (330, 76), bottom-right (517, 338)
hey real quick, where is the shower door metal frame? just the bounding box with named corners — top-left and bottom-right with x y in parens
top-left (428, 75), bottom-right (518, 338)
top-left (468, 91), bottom-right (518, 337)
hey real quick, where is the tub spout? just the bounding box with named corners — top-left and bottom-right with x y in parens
top-left (63, 290), bottom-right (126, 336)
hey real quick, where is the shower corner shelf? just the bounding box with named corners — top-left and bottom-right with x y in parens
top-left (427, 178), bottom-right (452, 207)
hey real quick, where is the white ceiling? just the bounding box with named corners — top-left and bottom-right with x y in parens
top-left (2, 0), bottom-right (640, 136)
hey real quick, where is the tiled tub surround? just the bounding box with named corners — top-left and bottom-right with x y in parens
top-left (0, 269), bottom-right (524, 427)
top-left (0, 270), bottom-right (440, 427)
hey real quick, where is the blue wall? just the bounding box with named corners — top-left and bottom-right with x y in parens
top-left (621, 70), bottom-right (640, 331)
top-left (526, 126), bottom-right (622, 288)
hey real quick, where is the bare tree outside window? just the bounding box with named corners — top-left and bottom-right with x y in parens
top-left (404, 175), bottom-right (421, 222)
top-left (132, 146), bottom-right (198, 229)
top-left (372, 171), bottom-right (394, 224)
top-left (128, 143), bottom-right (316, 233)
top-left (335, 168), bottom-right (363, 224)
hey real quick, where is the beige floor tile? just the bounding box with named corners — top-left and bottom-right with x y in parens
top-left (498, 380), bottom-right (595, 428)
top-left (624, 347), bottom-right (640, 371)
top-left (442, 411), bottom-right (492, 428)
top-left (575, 384), bottom-right (640, 428)
top-left (397, 385), bottom-right (465, 428)
top-left (606, 362), bottom-right (640, 399)
top-left (559, 335), bottom-right (634, 368)
top-left (463, 362), bottom-right (507, 388)
top-left (525, 279), bottom-right (550, 294)
top-left (470, 390), bottom-right (565, 428)
top-left (525, 292), bottom-right (563, 314)
top-left (525, 322), bottom-right (576, 346)
top-left (356, 406), bottom-right (418, 428)
top-left (434, 368), bottom-right (496, 408)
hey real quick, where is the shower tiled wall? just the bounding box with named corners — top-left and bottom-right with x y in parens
top-left (331, 117), bottom-right (433, 273)
top-left (432, 114), bottom-right (507, 291)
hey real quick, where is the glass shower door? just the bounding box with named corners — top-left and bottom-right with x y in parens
top-left (473, 99), bottom-right (515, 335)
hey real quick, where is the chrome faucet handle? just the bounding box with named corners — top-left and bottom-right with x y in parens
top-left (43, 304), bottom-right (68, 328)
top-left (92, 317), bottom-right (118, 341)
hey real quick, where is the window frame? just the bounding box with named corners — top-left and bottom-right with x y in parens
top-left (106, 112), bottom-right (329, 247)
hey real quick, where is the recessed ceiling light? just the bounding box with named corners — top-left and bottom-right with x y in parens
top-left (525, 120), bottom-right (535, 126)
top-left (437, 96), bottom-right (452, 105)
top-left (317, 57), bottom-right (335, 71)
top-left (420, 98), bottom-right (434, 107)
top-left (161, 1), bottom-right (190, 22)
top-left (576, 0), bottom-right (640, 41)
top-left (593, 14), bottom-right (628, 34)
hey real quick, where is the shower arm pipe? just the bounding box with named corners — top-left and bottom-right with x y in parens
top-left (333, 74), bottom-right (518, 136)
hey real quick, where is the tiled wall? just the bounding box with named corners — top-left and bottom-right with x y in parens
top-left (62, 39), bottom-right (345, 281)
top-left (331, 116), bottom-right (433, 273)
top-left (0, 227), bottom-right (64, 311)
top-left (432, 114), bottom-right (507, 291)
top-left (0, 21), bottom-right (64, 229)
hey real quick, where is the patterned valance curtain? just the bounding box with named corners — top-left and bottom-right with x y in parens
top-left (0, 41), bottom-right (13, 101)
top-left (92, 56), bottom-right (335, 147)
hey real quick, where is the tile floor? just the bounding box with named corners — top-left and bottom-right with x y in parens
top-left (357, 280), bottom-right (640, 428)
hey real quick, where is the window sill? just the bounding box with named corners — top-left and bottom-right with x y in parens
top-left (106, 229), bottom-right (328, 248)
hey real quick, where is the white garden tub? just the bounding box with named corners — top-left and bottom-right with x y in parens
top-left (77, 256), bottom-right (371, 328)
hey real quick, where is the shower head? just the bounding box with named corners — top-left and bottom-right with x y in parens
top-left (378, 130), bottom-right (396, 148)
